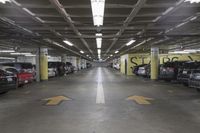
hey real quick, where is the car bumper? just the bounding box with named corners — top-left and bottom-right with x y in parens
top-left (189, 80), bottom-right (200, 89)
top-left (0, 84), bottom-right (16, 93)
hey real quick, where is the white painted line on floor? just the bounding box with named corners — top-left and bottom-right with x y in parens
top-left (96, 68), bottom-right (105, 104)
top-left (96, 82), bottom-right (105, 104)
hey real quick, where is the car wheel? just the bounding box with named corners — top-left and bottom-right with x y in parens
top-left (0, 91), bottom-right (9, 95)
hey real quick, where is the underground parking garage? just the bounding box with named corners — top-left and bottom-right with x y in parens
top-left (0, 0), bottom-right (200, 132)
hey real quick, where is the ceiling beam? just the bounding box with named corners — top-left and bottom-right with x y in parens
top-left (104, 0), bottom-right (147, 56)
top-left (49, 0), bottom-right (94, 56)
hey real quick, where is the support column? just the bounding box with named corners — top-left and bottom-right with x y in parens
top-left (151, 47), bottom-right (159, 80)
top-left (40, 48), bottom-right (48, 81)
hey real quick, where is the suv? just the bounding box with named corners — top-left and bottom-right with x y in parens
top-left (177, 61), bottom-right (200, 85)
top-left (159, 61), bottom-right (185, 81)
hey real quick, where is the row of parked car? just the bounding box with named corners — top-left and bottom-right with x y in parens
top-left (0, 61), bottom-right (92, 94)
top-left (132, 61), bottom-right (200, 92)
top-left (0, 62), bottom-right (34, 94)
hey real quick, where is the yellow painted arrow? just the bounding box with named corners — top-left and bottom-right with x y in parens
top-left (126, 95), bottom-right (154, 105)
top-left (43, 96), bottom-right (71, 106)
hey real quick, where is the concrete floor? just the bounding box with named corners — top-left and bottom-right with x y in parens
top-left (0, 67), bottom-right (200, 133)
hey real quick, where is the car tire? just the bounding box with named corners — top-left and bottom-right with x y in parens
top-left (0, 91), bottom-right (9, 95)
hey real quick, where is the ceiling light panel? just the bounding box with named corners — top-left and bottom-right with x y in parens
top-left (91, 0), bottom-right (105, 26)
top-left (96, 33), bottom-right (102, 49)
top-left (185, 0), bottom-right (200, 3)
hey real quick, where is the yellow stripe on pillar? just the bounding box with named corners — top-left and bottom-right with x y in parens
top-left (40, 49), bottom-right (48, 81)
top-left (151, 48), bottom-right (159, 80)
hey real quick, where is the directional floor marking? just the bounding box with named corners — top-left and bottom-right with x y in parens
top-left (96, 82), bottom-right (105, 104)
top-left (43, 96), bottom-right (71, 106)
top-left (96, 68), bottom-right (105, 104)
top-left (126, 95), bottom-right (154, 105)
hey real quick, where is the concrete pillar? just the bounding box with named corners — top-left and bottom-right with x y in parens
top-left (151, 47), bottom-right (159, 80)
top-left (61, 54), bottom-right (67, 63)
top-left (40, 48), bottom-right (48, 81)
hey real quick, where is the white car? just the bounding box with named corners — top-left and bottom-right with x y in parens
top-left (48, 68), bottom-right (56, 77)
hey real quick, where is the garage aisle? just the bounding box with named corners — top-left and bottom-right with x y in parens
top-left (0, 67), bottom-right (200, 133)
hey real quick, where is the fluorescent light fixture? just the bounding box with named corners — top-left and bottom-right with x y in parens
top-left (162, 7), bottom-right (174, 15)
top-left (36, 17), bottom-right (45, 23)
top-left (153, 16), bottom-right (161, 22)
top-left (126, 40), bottom-right (136, 46)
top-left (63, 40), bottom-right (73, 46)
top-left (190, 16), bottom-right (197, 21)
top-left (96, 33), bottom-right (102, 48)
top-left (0, 57), bottom-right (15, 60)
top-left (175, 22), bottom-right (187, 28)
top-left (0, 0), bottom-right (10, 4)
top-left (90, 0), bottom-right (105, 26)
top-left (98, 49), bottom-right (101, 55)
top-left (22, 8), bottom-right (35, 16)
top-left (115, 50), bottom-right (119, 54)
top-left (0, 50), bottom-right (15, 53)
top-left (10, 52), bottom-right (32, 55)
top-left (169, 51), bottom-right (190, 54)
top-left (25, 54), bottom-right (36, 57)
top-left (185, 0), bottom-right (200, 3)
top-left (80, 50), bottom-right (84, 54)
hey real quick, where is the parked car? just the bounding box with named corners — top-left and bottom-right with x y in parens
top-left (189, 68), bottom-right (200, 92)
top-left (0, 69), bottom-right (17, 94)
top-left (48, 62), bottom-right (65, 77)
top-left (65, 62), bottom-right (74, 74)
top-left (137, 64), bottom-right (150, 78)
top-left (1, 66), bottom-right (34, 86)
top-left (132, 64), bottom-right (147, 76)
top-left (86, 63), bottom-right (92, 68)
top-left (177, 61), bottom-right (200, 85)
top-left (159, 61), bottom-right (185, 81)
top-left (48, 68), bottom-right (56, 78)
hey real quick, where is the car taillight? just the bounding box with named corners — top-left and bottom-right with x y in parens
top-left (167, 67), bottom-right (174, 72)
top-left (0, 76), bottom-right (5, 79)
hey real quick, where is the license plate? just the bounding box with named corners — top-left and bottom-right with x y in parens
top-left (183, 71), bottom-right (187, 74)
top-left (7, 78), bottom-right (13, 82)
top-left (24, 80), bottom-right (28, 83)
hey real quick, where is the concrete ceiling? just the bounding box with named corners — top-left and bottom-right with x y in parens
top-left (0, 0), bottom-right (200, 60)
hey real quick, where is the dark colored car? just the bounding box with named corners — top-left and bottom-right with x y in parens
top-left (86, 63), bottom-right (92, 68)
top-left (177, 61), bottom-right (200, 85)
top-left (189, 69), bottom-right (200, 92)
top-left (159, 61), bottom-right (185, 81)
top-left (2, 67), bottom-right (34, 86)
top-left (132, 64), bottom-right (147, 76)
top-left (0, 69), bottom-right (17, 94)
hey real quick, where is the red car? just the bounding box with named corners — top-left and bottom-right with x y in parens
top-left (1, 66), bottom-right (34, 87)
